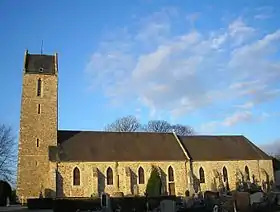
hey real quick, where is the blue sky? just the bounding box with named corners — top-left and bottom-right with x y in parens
top-left (0, 0), bottom-right (279, 152)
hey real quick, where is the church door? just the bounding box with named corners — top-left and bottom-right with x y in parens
top-left (168, 182), bottom-right (175, 196)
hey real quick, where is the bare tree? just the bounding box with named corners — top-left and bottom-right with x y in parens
top-left (0, 124), bottom-right (16, 183)
top-left (143, 120), bottom-right (193, 136)
top-left (105, 116), bottom-right (194, 136)
top-left (142, 120), bottom-right (171, 133)
top-left (171, 124), bottom-right (194, 136)
top-left (105, 115), bottom-right (141, 132)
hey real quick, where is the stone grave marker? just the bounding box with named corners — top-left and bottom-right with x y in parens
top-left (160, 199), bottom-right (175, 212)
top-left (234, 191), bottom-right (251, 212)
top-left (249, 191), bottom-right (264, 205)
top-left (100, 192), bottom-right (112, 212)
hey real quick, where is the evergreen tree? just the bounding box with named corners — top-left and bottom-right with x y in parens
top-left (145, 166), bottom-right (162, 197)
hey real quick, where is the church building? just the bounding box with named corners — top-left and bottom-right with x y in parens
top-left (16, 51), bottom-right (274, 203)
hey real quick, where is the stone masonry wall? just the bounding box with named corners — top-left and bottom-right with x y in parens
top-left (55, 161), bottom-right (188, 198)
top-left (17, 72), bottom-right (57, 203)
top-left (192, 159), bottom-right (274, 192)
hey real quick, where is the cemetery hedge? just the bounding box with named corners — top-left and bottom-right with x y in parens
top-left (27, 195), bottom-right (178, 212)
top-left (53, 198), bottom-right (101, 212)
top-left (27, 198), bottom-right (53, 209)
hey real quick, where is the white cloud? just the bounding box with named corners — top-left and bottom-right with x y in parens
top-left (200, 121), bottom-right (219, 133)
top-left (200, 109), bottom-right (280, 133)
top-left (85, 8), bottom-right (280, 123)
top-left (228, 18), bottom-right (255, 46)
top-left (235, 102), bottom-right (254, 109)
top-left (222, 111), bottom-right (253, 127)
top-left (186, 12), bottom-right (200, 28)
top-left (254, 6), bottom-right (274, 20)
top-left (259, 138), bottom-right (280, 155)
top-left (254, 14), bottom-right (272, 20)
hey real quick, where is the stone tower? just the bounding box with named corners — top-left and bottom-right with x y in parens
top-left (17, 50), bottom-right (58, 202)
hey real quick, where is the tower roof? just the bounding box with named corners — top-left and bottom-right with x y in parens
top-left (24, 51), bottom-right (57, 75)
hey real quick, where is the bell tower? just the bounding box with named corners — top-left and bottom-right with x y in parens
top-left (17, 50), bottom-right (58, 202)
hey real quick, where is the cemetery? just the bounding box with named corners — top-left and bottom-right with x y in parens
top-left (1, 187), bottom-right (280, 212)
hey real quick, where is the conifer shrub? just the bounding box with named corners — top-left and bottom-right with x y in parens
top-left (145, 166), bottom-right (162, 197)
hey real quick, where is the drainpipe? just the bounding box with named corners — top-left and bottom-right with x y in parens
top-left (56, 144), bottom-right (61, 198)
top-left (258, 160), bottom-right (261, 182)
top-left (56, 161), bottom-right (59, 198)
top-left (115, 161), bottom-right (120, 191)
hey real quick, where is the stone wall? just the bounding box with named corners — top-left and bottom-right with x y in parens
top-left (17, 70), bottom-right (58, 203)
top-left (191, 159), bottom-right (274, 192)
top-left (55, 161), bottom-right (188, 197)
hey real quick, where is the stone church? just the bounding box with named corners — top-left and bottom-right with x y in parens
top-left (17, 50), bottom-right (274, 203)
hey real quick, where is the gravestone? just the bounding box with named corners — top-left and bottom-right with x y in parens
top-left (212, 205), bottom-right (219, 212)
top-left (6, 197), bottom-right (10, 207)
top-left (160, 200), bottom-right (175, 212)
top-left (234, 192), bottom-right (250, 212)
top-left (276, 193), bottom-right (280, 206)
top-left (133, 184), bottom-right (139, 195)
top-left (100, 192), bottom-right (112, 212)
top-left (250, 192), bottom-right (264, 205)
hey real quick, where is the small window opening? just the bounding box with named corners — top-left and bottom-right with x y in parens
top-left (245, 166), bottom-right (250, 181)
top-left (168, 166), bottom-right (174, 182)
top-left (38, 104), bottom-right (41, 114)
top-left (138, 167), bottom-right (145, 184)
top-left (107, 167), bottom-right (113, 185)
top-left (36, 139), bottom-right (39, 147)
top-left (37, 79), bottom-right (42, 97)
top-left (73, 167), bottom-right (80, 186)
top-left (39, 67), bottom-right (44, 72)
top-left (199, 167), bottom-right (205, 183)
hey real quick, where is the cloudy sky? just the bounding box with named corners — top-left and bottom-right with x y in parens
top-left (0, 0), bottom-right (279, 152)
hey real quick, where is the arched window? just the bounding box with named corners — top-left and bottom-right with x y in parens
top-left (168, 166), bottom-right (174, 182)
top-left (107, 167), bottom-right (113, 185)
top-left (245, 166), bottom-right (250, 181)
top-left (138, 167), bottom-right (145, 184)
top-left (37, 79), bottom-right (42, 96)
top-left (199, 167), bottom-right (205, 183)
top-left (73, 167), bottom-right (80, 186)
top-left (222, 166), bottom-right (228, 182)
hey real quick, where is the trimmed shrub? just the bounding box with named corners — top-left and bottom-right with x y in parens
top-left (27, 198), bottom-right (53, 209)
top-left (0, 181), bottom-right (12, 206)
top-left (145, 166), bottom-right (162, 197)
top-left (53, 198), bottom-right (101, 212)
top-left (10, 190), bottom-right (18, 204)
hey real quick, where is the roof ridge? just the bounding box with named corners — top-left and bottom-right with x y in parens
top-left (58, 130), bottom-right (175, 135)
top-left (58, 130), bottom-right (245, 137)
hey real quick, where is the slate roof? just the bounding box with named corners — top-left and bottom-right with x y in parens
top-left (48, 131), bottom-right (271, 162)
top-left (25, 54), bottom-right (55, 74)
top-left (179, 135), bottom-right (271, 161)
top-left (51, 131), bottom-right (187, 162)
